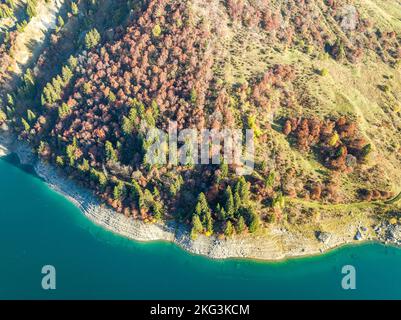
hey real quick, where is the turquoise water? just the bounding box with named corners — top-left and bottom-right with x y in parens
top-left (1, 156), bottom-right (401, 300)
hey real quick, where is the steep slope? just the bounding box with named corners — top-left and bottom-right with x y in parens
top-left (1, 0), bottom-right (401, 242)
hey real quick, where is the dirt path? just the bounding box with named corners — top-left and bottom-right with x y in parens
top-left (3, 0), bottom-right (65, 92)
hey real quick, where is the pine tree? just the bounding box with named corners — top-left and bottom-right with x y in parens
top-left (152, 24), bottom-right (162, 37)
top-left (132, 180), bottom-right (144, 210)
top-left (62, 65), bottom-right (73, 84)
top-left (66, 138), bottom-right (78, 166)
top-left (68, 55), bottom-right (78, 69)
top-left (26, 0), bottom-right (37, 19)
top-left (57, 16), bottom-right (64, 29)
top-left (234, 190), bottom-right (241, 217)
top-left (113, 181), bottom-right (125, 200)
top-left (58, 103), bottom-right (71, 119)
top-left (21, 118), bottom-right (30, 131)
top-left (78, 159), bottom-right (90, 172)
top-left (236, 216), bottom-right (246, 233)
top-left (105, 141), bottom-right (118, 162)
top-left (192, 215), bottom-right (203, 234)
top-left (153, 201), bottom-right (163, 221)
top-left (247, 207), bottom-right (259, 233)
top-left (98, 172), bottom-right (107, 187)
top-left (71, 2), bottom-right (78, 15)
top-left (235, 176), bottom-right (250, 205)
top-left (56, 156), bottom-right (65, 166)
top-left (85, 28), bottom-right (100, 49)
top-left (122, 116), bottom-right (133, 135)
top-left (27, 109), bottom-right (36, 123)
top-left (198, 192), bottom-right (210, 216)
top-left (272, 192), bottom-right (285, 210)
top-left (265, 171), bottom-right (275, 189)
top-left (225, 186), bottom-right (235, 219)
top-left (224, 221), bottom-right (234, 237)
top-left (204, 211), bottom-right (214, 235)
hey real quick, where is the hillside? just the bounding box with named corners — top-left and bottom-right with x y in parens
top-left (1, 0), bottom-right (401, 244)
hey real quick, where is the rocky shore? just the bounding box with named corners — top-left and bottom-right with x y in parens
top-left (1, 126), bottom-right (400, 261)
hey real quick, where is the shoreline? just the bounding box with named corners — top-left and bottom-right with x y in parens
top-left (1, 128), bottom-right (400, 262)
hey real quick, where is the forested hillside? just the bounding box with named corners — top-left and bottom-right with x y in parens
top-left (1, 0), bottom-right (401, 239)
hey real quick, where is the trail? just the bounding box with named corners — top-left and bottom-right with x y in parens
top-left (2, 0), bottom-right (65, 93)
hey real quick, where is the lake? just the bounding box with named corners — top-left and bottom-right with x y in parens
top-left (1, 156), bottom-right (400, 300)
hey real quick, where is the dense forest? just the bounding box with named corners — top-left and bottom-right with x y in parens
top-left (1, 0), bottom-right (401, 239)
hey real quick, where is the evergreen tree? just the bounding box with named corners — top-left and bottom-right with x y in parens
top-left (234, 191), bottom-right (241, 216)
top-left (27, 109), bottom-right (36, 123)
top-left (57, 16), bottom-right (64, 29)
top-left (62, 65), bottom-right (73, 84)
top-left (236, 216), bottom-right (246, 233)
top-left (113, 181), bottom-right (125, 200)
top-left (21, 118), bottom-right (30, 131)
top-left (58, 103), bottom-right (71, 119)
top-left (71, 1), bottom-right (78, 15)
top-left (153, 201), bottom-right (163, 221)
top-left (85, 28), bottom-right (101, 49)
top-left (78, 159), bottom-right (90, 172)
top-left (132, 180), bottom-right (144, 210)
top-left (236, 176), bottom-right (250, 205)
top-left (152, 24), bottom-right (162, 37)
top-left (224, 221), bottom-right (234, 237)
top-left (68, 55), bottom-right (78, 69)
top-left (225, 186), bottom-right (235, 219)
top-left (122, 116), bottom-right (133, 135)
top-left (192, 215), bottom-right (203, 234)
top-left (272, 192), bottom-right (285, 210)
top-left (56, 156), bottom-right (65, 166)
top-left (246, 207), bottom-right (259, 233)
top-left (105, 141), bottom-right (118, 162)
top-left (26, 0), bottom-right (37, 19)
top-left (204, 211), bottom-right (214, 235)
top-left (265, 171), bottom-right (275, 189)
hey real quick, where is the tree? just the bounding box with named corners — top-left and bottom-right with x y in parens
top-left (98, 172), bottom-right (107, 187)
top-left (217, 162), bottom-right (229, 183)
top-left (66, 137), bottom-right (81, 166)
top-left (192, 215), bottom-right (203, 234)
top-left (272, 192), bottom-right (285, 210)
top-left (234, 176), bottom-right (250, 211)
top-left (105, 141), bottom-right (118, 162)
top-left (27, 109), bottom-right (36, 123)
top-left (0, 110), bottom-right (7, 123)
top-left (62, 65), bottom-right (73, 83)
top-left (68, 55), bottom-right (78, 69)
top-left (26, 0), bottom-right (37, 19)
top-left (122, 116), bottom-right (133, 135)
top-left (113, 181), bottom-right (125, 200)
top-left (236, 216), bottom-right (246, 233)
top-left (247, 208), bottom-right (259, 233)
top-left (21, 118), bottom-right (30, 131)
top-left (132, 180), bottom-right (144, 210)
top-left (153, 201), bottom-right (163, 221)
top-left (265, 171), bottom-right (275, 189)
top-left (56, 156), bottom-right (64, 166)
top-left (71, 2), bottom-right (78, 15)
top-left (152, 24), bottom-right (162, 37)
top-left (224, 186), bottom-right (235, 219)
top-left (224, 221), bottom-right (234, 237)
top-left (58, 103), bottom-right (71, 118)
top-left (78, 159), bottom-right (90, 172)
top-left (57, 16), bottom-right (65, 29)
top-left (204, 211), bottom-right (214, 235)
top-left (85, 28), bottom-right (100, 49)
